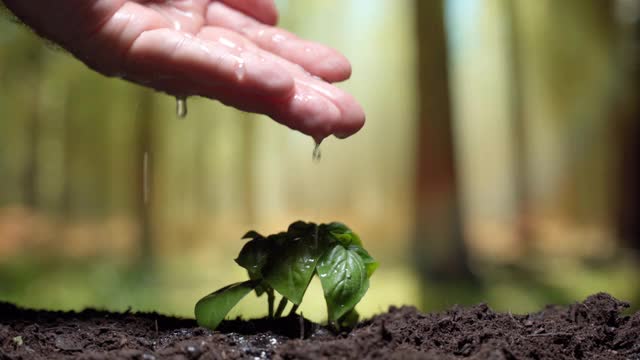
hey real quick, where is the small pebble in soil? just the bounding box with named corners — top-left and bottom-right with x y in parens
top-left (12, 336), bottom-right (23, 346)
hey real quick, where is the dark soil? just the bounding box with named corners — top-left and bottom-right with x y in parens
top-left (1, 293), bottom-right (639, 359)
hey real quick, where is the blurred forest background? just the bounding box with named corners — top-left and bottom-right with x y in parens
top-left (1, 0), bottom-right (640, 321)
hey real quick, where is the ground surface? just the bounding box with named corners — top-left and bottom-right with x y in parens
top-left (1, 293), bottom-right (639, 359)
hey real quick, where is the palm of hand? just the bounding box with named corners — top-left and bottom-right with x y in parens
top-left (9, 0), bottom-right (365, 139)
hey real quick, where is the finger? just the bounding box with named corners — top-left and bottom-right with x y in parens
top-left (220, 80), bottom-right (364, 141)
top-left (198, 27), bottom-right (365, 139)
top-left (145, 0), bottom-right (209, 33)
top-left (208, 83), bottom-right (343, 141)
top-left (218, 0), bottom-right (278, 26)
top-left (124, 28), bottom-right (294, 98)
top-left (206, 2), bottom-right (352, 83)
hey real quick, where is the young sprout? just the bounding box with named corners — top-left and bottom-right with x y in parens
top-left (194, 221), bottom-right (378, 330)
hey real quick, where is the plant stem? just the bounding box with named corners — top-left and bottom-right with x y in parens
top-left (274, 296), bottom-right (288, 318)
top-left (267, 289), bottom-right (275, 319)
top-left (288, 304), bottom-right (299, 317)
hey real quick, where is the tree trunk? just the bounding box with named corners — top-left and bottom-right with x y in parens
top-left (616, 1), bottom-right (640, 252)
top-left (413, 0), bottom-right (479, 310)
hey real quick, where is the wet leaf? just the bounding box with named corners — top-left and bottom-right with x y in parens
top-left (194, 280), bottom-right (256, 330)
top-left (324, 222), bottom-right (362, 247)
top-left (267, 232), bottom-right (289, 246)
top-left (288, 221), bottom-right (317, 238)
top-left (241, 230), bottom-right (263, 240)
top-left (317, 243), bottom-right (368, 322)
top-left (235, 238), bottom-right (271, 280)
top-left (349, 245), bottom-right (378, 278)
top-left (263, 235), bottom-right (327, 305)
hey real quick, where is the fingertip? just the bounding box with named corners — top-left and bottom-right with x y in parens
top-left (318, 54), bottom-right (352, 83)
top-left (273, 88), bottom-right (341, 140)
top-left (263, 0), bottom-right (279, 25)
top-left (332, 96), bottom-right (365, 139)
top-left (298, 95), bottom-right (341, 139)
top-left (256, 0), bottom-right (278, 25)
top-left (333, 114), bottom-right (365, 139)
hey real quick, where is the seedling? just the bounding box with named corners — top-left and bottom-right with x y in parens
top-left (195, 221), bottom-right (378, 330)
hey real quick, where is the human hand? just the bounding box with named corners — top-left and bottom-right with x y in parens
top-left (4, 0), bottom-right (365, 141)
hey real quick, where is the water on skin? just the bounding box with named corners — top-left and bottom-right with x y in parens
top-left (235, 59), bottom-right (246, 81)
top-left (176, 96), bottom-right (188, 119)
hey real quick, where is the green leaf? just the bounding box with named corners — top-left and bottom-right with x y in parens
top-left (241, 230), bottom-right (263, 240)
top-left (267, 232), bottom-right (289, 246)
top-left (235, 238), bottom-right (275, 296)
top-left (194, 280), bottom-right (256, 330)
top-left (349, 245), bottom-right (379, 278)
top-left (235, 238), bottom-right (271, 280)
top-left (338, 308), bottom-right (360, 329)
top-left (288, 221), bottom-right (316, 238)
top-left (317, 244), bottom-right (369, 322)
top-left (263, 236), bottom-right (327, 305)
top-left (324, 222), bottom-right (362, 247)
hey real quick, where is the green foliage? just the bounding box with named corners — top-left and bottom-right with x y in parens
top-left (194, 280), bottom-right (257, 329)
top-left (262, 234), bottom-right (327, 305)
top-left (194, 221), bottom-right (378, 330)
top-left (316, 243), bottom-right (368, 322)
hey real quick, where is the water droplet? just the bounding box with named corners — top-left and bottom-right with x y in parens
top-left (312, 142), bottom-right (322, 162)
top-left (143, 152), bottom-right (150, 204)
top-left (218, 36), bottom-right (238, 49)
top-left (346, 274), bottom-right (352, 279)
top-left (272, 33), bottom-right (286, 43)
top-left (235, 60), bottom-right (246, 81)
top-left (176, 96), bottom-right (188, 119)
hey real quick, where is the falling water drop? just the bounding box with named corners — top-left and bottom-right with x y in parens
top-left (176, 96), bottom-right (188, 119)
top-left (143, 152), bottom-right (150, 204)
top-left (312, 142), bottom-right (322, 163)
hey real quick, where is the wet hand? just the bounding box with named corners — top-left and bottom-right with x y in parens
top-left (4, 0), bottom-right (365, 140)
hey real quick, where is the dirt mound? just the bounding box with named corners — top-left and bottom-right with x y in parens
top-left (1, 293), bottom-right (638, 359)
